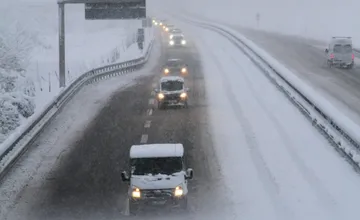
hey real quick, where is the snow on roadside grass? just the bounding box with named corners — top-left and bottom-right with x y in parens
top-left (0, 28), bottom-right (153, 154)
top-left (29, 27), bottom-right (139, 110)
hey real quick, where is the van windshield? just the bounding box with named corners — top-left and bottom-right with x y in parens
top-left (334, 44), bottom-right (352, 53)
top-left (161, 81), bottom-right (184, 91)
top-left (131, 157), bottom-right (183, 175)
top-left (166, 60), bottom-right (182, 67)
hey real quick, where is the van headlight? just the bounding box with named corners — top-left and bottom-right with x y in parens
top-left (174, 186), bottom-right (184, 197)
top-left (165, 27), bottom-right (169, 32)
top-left (158, 93), bottom-right (165, 99)
top-left (181, 40), bottom-right (186, 45)
top-left (181, 67), bottom-right (187, 73)
top-left (169, 40), bottom-right (174, 45)
top-left (180, 92), bottom-right (187, 98)
top-left (164, 68), bottom-right (169, 74)
top-left (132, 187), bottom-right (141, 198)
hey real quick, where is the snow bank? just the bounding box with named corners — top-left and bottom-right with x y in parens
top-left (149, 0), bottom-right (360, 47)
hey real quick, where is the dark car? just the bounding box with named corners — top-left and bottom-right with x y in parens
top-left (162, 58), bottom-right (188, 75)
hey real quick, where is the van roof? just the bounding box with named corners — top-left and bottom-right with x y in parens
top-left (130, 143), bottom-right (184, 158)
top-left (331, 38), bottom-right (352, 45)
top-left (160, 76), bottom-right (184, 82)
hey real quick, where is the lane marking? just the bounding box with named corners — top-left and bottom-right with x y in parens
top-left (149, 98), bottom-right (155, 105)
top-left (151, 90), bottom-right (155, 96)
top-left (144, 120), bottom-right (151, 128)
top-left (147, 109), bottom-right (153, 116)
top-left (140, 134), bottom-right (148, 144)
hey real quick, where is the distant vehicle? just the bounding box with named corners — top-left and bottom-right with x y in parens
top-left (169, 34), bottom-right (186, 47)
top-left (162, 58), bottom-right (188, 75)
top-left (121, 143), bottom-right (193, 214)
top-left (154, 76), bottom-right (190, 109)
top-left (325, 37), bottom-right (354, 69)
top-left (165, 24), bottom-right (175, 32)
top-left (169, 29), bottom-right (183, 39)
top-left (152, 18), bottom-right (158, 26)
top-left (159, 19), bottom-right (167, 26)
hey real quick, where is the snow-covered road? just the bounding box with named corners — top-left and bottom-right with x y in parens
top-left (179, 23), bottom-right (360, 220)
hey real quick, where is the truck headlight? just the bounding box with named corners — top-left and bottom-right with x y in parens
top-left (169, 40), bottom-right (174, 45)
top-left (164, 68), bottom-right (169, 74)
top-left (132, 187), bottom-right (141, 198)
top-left (181, 67), bottom-right (187, 73)
top-left (158, 93), bottom-right (165, 99)
top-left (165, 27), bottom-right (169, 32)
top-left (181, 40), bottom-right (186, 45)
top-left (174, 186), bottom-right (183, 197)
top-left (180, 92), bottom-right (187, 98)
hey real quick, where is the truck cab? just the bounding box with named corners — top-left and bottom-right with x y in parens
top-left (121, 143), bottom-right (193, 214)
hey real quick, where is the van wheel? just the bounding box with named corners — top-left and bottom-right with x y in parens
top-left (179, 197), bottom-right (188, 210)
top-left (158, 102), bottom-right (164, 110)
top-left (327, 60), bottom-right (333, 68)
top-left (129, 202), bottom-right (138, 215)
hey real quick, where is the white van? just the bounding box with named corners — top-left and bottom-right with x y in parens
top-left (121, 143), bottom-right (194, 214)
top-left (325, 37), bottom-right (354, 69)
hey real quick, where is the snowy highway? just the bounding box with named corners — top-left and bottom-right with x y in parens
top-left (2, 19), bottom-right (360, 220)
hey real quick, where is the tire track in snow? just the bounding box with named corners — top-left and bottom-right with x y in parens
top-left (203, 35), bottom-right (293, 220)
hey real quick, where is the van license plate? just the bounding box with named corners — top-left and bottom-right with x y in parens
top-left (152, 201), bottom-right (166, 205)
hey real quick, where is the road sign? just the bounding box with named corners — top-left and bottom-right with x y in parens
top-left (85, 0), bottom-right (146, 20)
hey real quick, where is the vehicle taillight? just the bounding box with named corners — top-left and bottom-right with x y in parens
top-left (330, 53), bottom-right (335, 59)
top-left (352, 53), bottom-right (355, 60)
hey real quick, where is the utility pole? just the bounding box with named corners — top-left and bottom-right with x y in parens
top-left (58, 2), bottom-right (66, 88)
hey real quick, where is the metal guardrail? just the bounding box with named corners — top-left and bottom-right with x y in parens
top-left (179, 16), bottom-right (360, 168)
top-left (0, 39), bottom-right (154, 178)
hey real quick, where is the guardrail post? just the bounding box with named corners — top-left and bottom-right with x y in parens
top-left (58, 2), bottom-right (66, 88)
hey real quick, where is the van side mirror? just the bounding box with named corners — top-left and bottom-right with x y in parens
top-left (186, 168), bottom-right (193, 180)
top-left (121, 171), bottom-right (130, 182)
top-left (154, 88), bottom-right (159, 93)
top-left (325, 48), bottom-right (329, 53)
top-left (185, 88), bottom-right (190, 92)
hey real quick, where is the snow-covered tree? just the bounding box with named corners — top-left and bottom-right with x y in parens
top-left (0, 97), bottom-right (21, 136)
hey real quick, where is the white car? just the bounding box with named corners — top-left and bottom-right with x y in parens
top-left (169, 34), bottom-right (186, 47)
top-left (121, 143), bottom-right (194, 214)
top-left (154, 76), bottom-right (190, 109)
